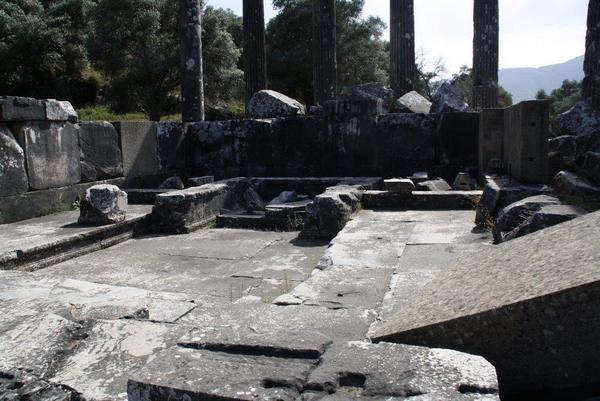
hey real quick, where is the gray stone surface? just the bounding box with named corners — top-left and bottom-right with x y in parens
top-left (243, 187), bottom-right (266, 211)
top-left (394, 90), bottom-right (432, 113)
top-left (584, 151), bottom-right (600, 183)
top-left (152, 184), bottom-right (229, 233)
top-left (363, 190), bottom-right (482, 211)
top-left (78, 184), bottom-right (128, 226)
top-left (505, 204), bottom-right (588, 241)
top-left (553, 170), bottom-right (600, 201)
top-left (384, 178), bottom-right (415, 193)
top-left (0, 97), bottom-right (45, 121)
top-left (341, 82), bottom-right (396, 112)
top-left (0, 124), bottom-right (28, 196)
top-left (78, 121), bottom-right (123, 181)
top-left (16, 122), bottom-right (81, 190)
top-left (0, 369), bottom-right (80, 401)
top-left (493, 195), bottom-right (562, 243)
top-left (158, 175), bottom-right (184, 190)
top-left (186, 175), bottom-right (214, 187)
top-left (115, 122), bottom-right (158, 184)
top-left (453, 172), bottom-right (475, 190)
top-left (156, 122), bottom-right (185, 172)
top-left (479, 108), bottom-right (504, 172)
top-left (553, 100), bottom-right (600, 137)
top-left (268, 191), bottom-right (298, 205)
top-left (416, 178), bottom-right (451, 191)
top-left (43, 99), bottom-right (78, 122)
top-left (372, 211), bottom-right (600, 396)
top-left (247, 90), bottom-right (305, 118)
top-left (430, 82), bottom-right (469, 113)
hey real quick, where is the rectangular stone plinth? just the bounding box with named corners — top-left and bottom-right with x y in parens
top-left (372, 211), bottom-right (600, 397)
top-left (152, 184), bottom-right (229, 233)
top-left (479, 108), bottom-right (505, 171)
top-left (362, 190), bottom-right (482, 210)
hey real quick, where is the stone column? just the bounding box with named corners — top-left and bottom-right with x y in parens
top-left (472, 0), bottom-right (499, 110)
top-left (312, 0), bottom-right (337, 105)
top-left (390, 0), bottom-right (416, 97)
top-left (243, 0), bottom-right (267, 104)
top-left (583, 0), bottom-right (600, 110)
top-left (179, 0), bottom-right (205, 122)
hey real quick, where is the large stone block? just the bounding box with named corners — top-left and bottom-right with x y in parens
top-left (78, 121), bottom-right (123, 182)
top-left (43, 99), bottom-right (78, 122)
top-left (114, 121), bottom-right (158, 184)
top-left (15, 121), bottom-right (81, 190)
top-left (247, 90), bottom-right (306, 119)
top-left (372, 211), bottom-right (600, 397)
top-left (438, 112), bottom-right (480, 169)
top-left (503, 100), bottom-right (550, 184)
top-left (479, 108), bottom-right (505, 172)
top-left (430, 82), bottom-right (469, 114)
top-left (0, 97), bottom-right (45, 121)
top-left (156, 122), bottom-right (185, 172)
top-left (0, 124), bottom-right (28, 196)
top-left (152, 183), bottom-right (229, 233)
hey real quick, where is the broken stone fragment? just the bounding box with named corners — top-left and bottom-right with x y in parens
top-left (504, 204), bottom-right (587, 242)
top-left (453, 172), bottom-right (476, 190)
top-left (43, 99), bottom-right (78, 122)
top-left (244, 187), bottom-right (266, 211)
top-left (393, 90), bottom-right (432, 114)
top-left (159, 176), bottom-right (185, 190)
top-left (0, 124), bottom-right (28, 196)
top-left (78, 184), bottom-right (128, 226)
top-left (553, 170), bottom-right (600, 201)
top-left (268, 191), bottom-right (298, 205)
top-left (246, 90), bottom-right (305, 119)
top-left (552, 100), bottom-right (600, 137)
top-left (430, 81), bottom-right (470, 113)
top-left (340, 82), bottom-right (396, 112)
top-left (384, 178), bottom-right (415, 193)
top-left (417, 178), bottom-right (452, 192)
top-left (493, 195), bottom-right (562, 243)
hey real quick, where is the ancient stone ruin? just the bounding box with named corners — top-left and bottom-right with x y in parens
top-left (1, 1), bottom-right (600, 401)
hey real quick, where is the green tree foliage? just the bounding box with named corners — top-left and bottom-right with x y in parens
top-left (536, 80), bottom-right (581, 118)
top-left (0, 0), bottom-right (93, 102)
top-left (267, 0), bottom-right (388, 105)
top-left (452, 65), bottom-right (513, 108)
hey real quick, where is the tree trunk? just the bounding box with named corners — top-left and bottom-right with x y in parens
top-left (312, 0), bottom-right (337, 106)
top-left (243, 0), bottom-right (267, 105)
top-left (390, 0), bottom-right (415, 97)
top-left (179, 0), bottom-right (205, 122)
top-left (472, 0), bottom-right (499, 110)
top-left (584, 0), bottom-right (600, 110)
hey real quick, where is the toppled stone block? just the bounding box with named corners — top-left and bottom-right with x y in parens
top-left (494, 195), bottom-right (562, 243)
top-left (43, 99), bottom-right (78, 122)
top-left (158, 176), bottom-right (185, 190)
top-left (372, 210), bottom-right (600, 396)
top-left (384, 178), bottom-right (415, 193)
top-left (15, 122), bottom-right (81, 190)
top-left (341, 82), bottom-right (396, 112)
top-left (453, 172), bottom-right (475, 190)
top-left (0, 124), bottom-right (28, 196)
top-left (152, 184), bottom-right (229, 233)
top-left (268, 191), bottom-right (298, 205)
top-left (78, 121), bottom-right (123, 182)
top-left (393, 90), bottom-right (432, 113)
top-left (417, 178), bottom-right (451, 191)
top-left (430, 82), bottom-right (469, 113)
top-left (243, 187), bottom-right (266, 211)
top-left (0, 97), bottom-right (45, 121)
top-left (247, 90), bottom-right (305, 119)
top-left (186, 176), bottom-right (214, 187)
top-left (553, 100), bottom-right (600, 137)
top-left (553, 170), bottom-right (600, 201)
top-left (78, 184), bottom-right (127, 226)
top-left (505, 204), bottom-right (587, 241)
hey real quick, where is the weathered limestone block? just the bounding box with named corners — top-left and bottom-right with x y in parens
top-left (16, 122), bottom-right (81, 190)
top-left (372, 210), bottom-right (600, 396)
top-left (553, 170), bottom-right (600, 201)
top-left (393, 90), bottom-right (432, 114)
top-left (43, 99), bottom-right (78, 122)
top-left (186, 176), bottom-right (214, 187)
top-left (247, 90), bottom-right (305, 119)
top-left (78, 184), bottom-right (128, 226)
top-left (324, 97), bottom-right (383, 117)
top-left (479, 108), bottom-right (504, 172)
top-left (505, 204), bottom-right (587, 242)
top-left (78, 121), bottom-right (123, 182)
top-left (152, 184), bottom-right (229, 233)
top-left (301, 185), bottom-right (363, 240)
top-left (0, 97), bottom-right (45, 121)
top-left (158, 176), bottom-right (184, 190)
top-left (493, 195), bottom-right (562, 243)
top-left (114, 121), bottom-right (158, 183)
top-left (340, 82), bottom-right (396, 112)
top-left (553, 101), bottom-right (600, 137)
top-left (243, 187), bottom-right (265, 211)
top-left (0, 125), bottom-right (28, 196)
top-left (416, 178), bottom-right (451, 191)
top-left (453, 172), bottom-right (476, 190)
top-left (156, 122), bottom-right (185, 172)
top-left (430, 82), bottom-right (469, 114)
top-left (384, 178), bottom-right (415, 193)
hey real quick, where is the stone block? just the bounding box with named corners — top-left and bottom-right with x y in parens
top-left (0, 124), bottom-right (28, 196)
top-left (324, 97), bottom-right (383, 117)
top-left (479, 108), bottom-right (505, 172)
top-left (340, 82), bottom-right (396, 112)
top-left (552, 100), bottom-right (600, 137)
top-left (0, 97), bottom-right (45, 121)
top-left (453, 172), bottom-right (476, 190)
top-left (384, 178), bottom-right (415, 193)
top-left (78, 184), bottom-right (128, 226)
top-left (362, 190), bottom-right (481, 210)
top-left (505, 204), bottom-right (587, 241)
top-left (43, 99), bottom-right (78, 122)
top-left (416, 178), bottom-right (451, 191)
top-left (372, 211), bottom-right (600, 396)
top-left (247, 90), bottom-right (306, 119)
top-left (583, 151), bottom-right (600, 183)
top-left (438, 112), bottom-right (480, 170)
top-left (15, 121), bottom-right (81, 190)
top-left (553, 170), bottom-right (600, 201)
top-left (156, 122), bottom-right (185, 172)
top-left (186, 175), bottom-right (214, 187)
top-left (493, 195), bottom-right (562, 243)
top-left (393, 90), bottom-right (432, 113)
top-left (158, 176), bottom-right (184, 190)
top-left (430, 82), bottom-right (469, 114)
top-left (152, 183), bottom-right (229, 233)
top-left (503, 100), bottom-right (550, 184)
top-left (78, 121), bottom-right (123, 182)
top-left (114, 121), bottom-right (158, 184)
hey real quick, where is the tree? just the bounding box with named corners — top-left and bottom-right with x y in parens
top-left (452, 65), bottom-right (512, 108)
top-left (267, 0), bottom-right (388, 106)
top-left (536, 80), bottom-right (582, 117)
top-left (415, 49), bottom-right (445, 99)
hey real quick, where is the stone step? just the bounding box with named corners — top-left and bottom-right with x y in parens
top-left (216, 212), bottom-right (268, 230)
top-left (362, 190), bottom-right (482, 210)
top-left (124, 188), bottom-right (174, 204)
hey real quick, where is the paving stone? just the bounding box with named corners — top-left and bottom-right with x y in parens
top-left (0, 124), bottom-right (28, 196)
top-left (306, 341), bottom-right (499, 399)
top-left (372, 211), bottom-right (600, 396)
top-left (78, 121), bottom-right (123, 181)
top-left (318, 232), bottom-right (401, 270)
top-left (15, 122), bottom-right (81, 190)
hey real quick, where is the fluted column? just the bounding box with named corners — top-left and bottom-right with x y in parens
top-left (390, 0), bottom-right (416, 97)
top-left (179, 0), bottom-right (205, 122)
top-left (583, 0), bottom-right (600, 110)
top-left (472, 0), bottom-right (499, 110)
top-left (312, 0), bottom-right (337, 105)
top-left (243, 0), bottom-right (267, 104)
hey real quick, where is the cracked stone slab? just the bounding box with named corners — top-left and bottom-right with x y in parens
top-left (318, 232), bottom-right (402, 269)
top-left (0, 368), bottom-right (81, 401)
top-left (396, 244), bottom-right (492, 273)
top-left (306, 341), bottom-right (499, 400)
top-left (273, 266), bottom-right (393, 311)
top-left (128, 346), bottom-right (316, 401)
top-left (50, 319), bottom-right (187, 401)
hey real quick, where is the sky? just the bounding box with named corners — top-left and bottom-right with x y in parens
top-left (207, 0), bottom-right (588, 75)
